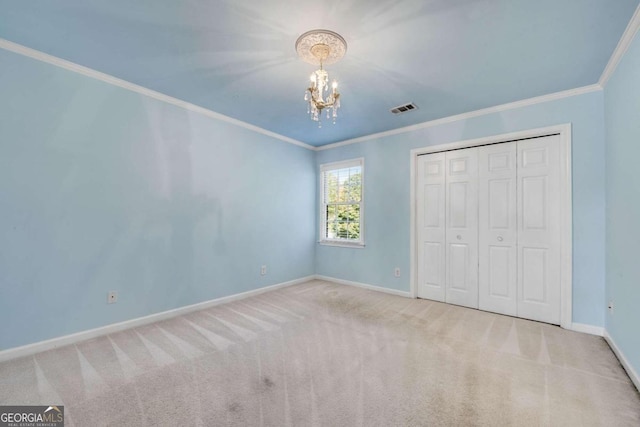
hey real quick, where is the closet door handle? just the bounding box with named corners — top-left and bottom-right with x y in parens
top-left (456, 235), bottom-right (462, 240)
top-left (497, 236), bottom-right (503, 242)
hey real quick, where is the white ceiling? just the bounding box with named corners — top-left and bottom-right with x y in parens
top-left (1, 0), bottom-right (638, 146)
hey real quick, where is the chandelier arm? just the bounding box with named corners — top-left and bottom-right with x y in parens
top-left (309, 95), bottom-right (338, 111)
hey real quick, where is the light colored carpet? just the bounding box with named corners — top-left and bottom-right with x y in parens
top-left (1, 280), bottom-right (639, 426)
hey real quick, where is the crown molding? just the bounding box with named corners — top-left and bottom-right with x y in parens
top-left (599, 4), bottom-right (640, 87)
top-left (0, 38), bottom-right (314, 151)
top-left (316, 84), bottom-right (601, 151)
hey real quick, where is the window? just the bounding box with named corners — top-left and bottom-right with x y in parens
top-left (319, 158), bottom-right (364, 247)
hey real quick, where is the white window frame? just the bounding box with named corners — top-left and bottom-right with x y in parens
top-left (319, 157), bottom-right (365, 248)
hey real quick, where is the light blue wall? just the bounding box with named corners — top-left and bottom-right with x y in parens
top-left (0, 42), bottom-right (619, 351)
top-left (0, 49), bottom-right (316, 350)
top-left (316, 91), bottom-right (607, 327)
top-left (604, 31), bottom-right (640, 377)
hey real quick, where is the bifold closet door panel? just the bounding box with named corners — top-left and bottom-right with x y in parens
top-left (445, 147), bottom-right (479, 309)
top-left (479, 142), bottom-right (517, 316)
top-left (416, 153), bottom-right (446, 301)
top-left (517, 135), bottom-right (562, 324)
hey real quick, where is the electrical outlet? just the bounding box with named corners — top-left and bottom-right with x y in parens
top-left (260, 265), bottom-right (267, 276)
top-left (108, 291), bottom-right (118, 304)
top-left (394, 267), bottom-right (401, 278)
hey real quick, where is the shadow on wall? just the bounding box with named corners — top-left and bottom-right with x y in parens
top-left (142, 102), bottom-right (226, 306)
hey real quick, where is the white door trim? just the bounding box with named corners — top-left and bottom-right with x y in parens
top-left (409, 124), bottom-right (573, 329)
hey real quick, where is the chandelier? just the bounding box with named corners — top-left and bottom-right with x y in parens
top-left (295, 30), bottom-right (347, 126)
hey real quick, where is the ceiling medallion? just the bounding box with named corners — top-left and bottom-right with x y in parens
top-left (295, 30), bottom-right (347, 127)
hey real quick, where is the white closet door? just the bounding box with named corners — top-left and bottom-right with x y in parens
top-left (445, 148), bottom-right (479, 309)
top-left (517, 135), bottom-right (561, 324)
top-left (416, 153), bottom-right (446, 301)
top-left (479, 142), bottom-right (517, 316)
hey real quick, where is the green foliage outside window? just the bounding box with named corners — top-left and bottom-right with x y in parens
top-left (324, 167), bottom-right (361, 240)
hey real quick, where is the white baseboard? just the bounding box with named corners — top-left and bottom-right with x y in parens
top-left (315, 278), bottom-right (610, 338)
top-left (568, 322), bottom-right (604, 336)
top-left (315, 275), bottom-right (413, 298)
top-left (0, 276), bottom-right (314, 363)
top-left (604, 330), bottom-right (640, 392)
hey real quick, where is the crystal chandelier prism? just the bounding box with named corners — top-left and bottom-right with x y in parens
top-left (295, 30), bottom-right (347, 127)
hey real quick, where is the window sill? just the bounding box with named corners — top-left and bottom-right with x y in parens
top-left (318, 240), bottom-right (366, 249)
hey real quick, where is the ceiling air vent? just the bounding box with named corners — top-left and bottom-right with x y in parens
top-left (390, 102), bottom-right (418, 115)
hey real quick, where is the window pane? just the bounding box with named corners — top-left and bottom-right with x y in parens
top-left (326, 220), bottom-right (338, 239)
top-left (349, 171), bottom-right (361, 202)
top-left (326, 205), bottom-right (337, 222)
top-left (321, 160), bottom-right (363, 243)
top-left (325, 171), bottom-right (339, 203)
top-left (326, 166), bottom-right (362, 203)
top-left (336, 222), bottom-right (349, 239)
top-left (327, 204), bottom-right (360, 240)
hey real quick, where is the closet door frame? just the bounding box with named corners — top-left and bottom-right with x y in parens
top-left (410, 124), bottom-right (573, 329)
